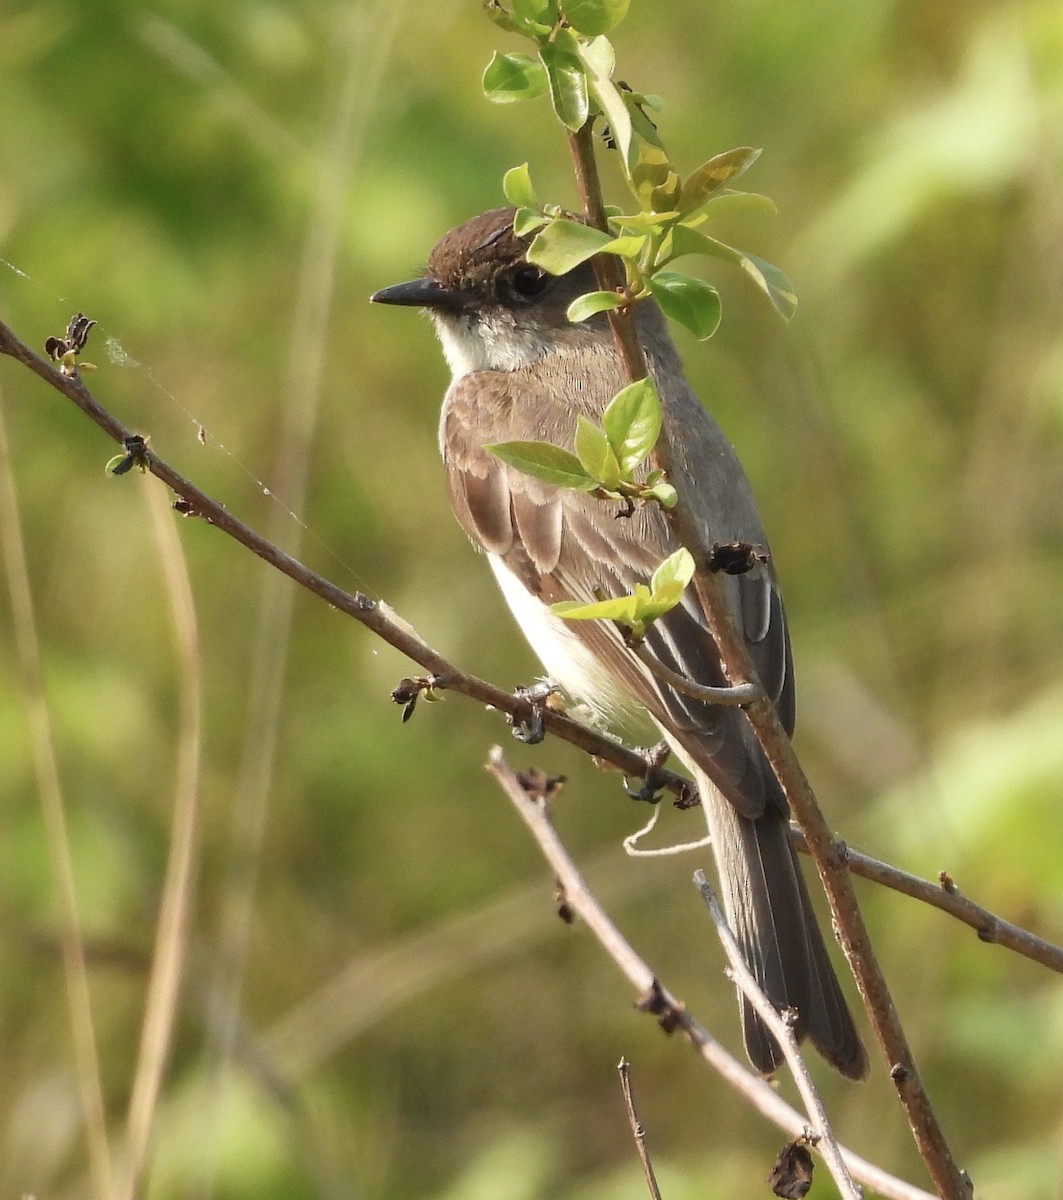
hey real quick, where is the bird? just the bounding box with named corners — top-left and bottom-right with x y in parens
top-left (371, 206), bottom-right (867, 1079)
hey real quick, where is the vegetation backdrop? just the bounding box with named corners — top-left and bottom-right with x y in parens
top-left (1, 1), bottom-right (1062, 1197)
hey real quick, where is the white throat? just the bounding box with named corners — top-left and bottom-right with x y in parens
top-left (431, 311), bottom-right (552, 378)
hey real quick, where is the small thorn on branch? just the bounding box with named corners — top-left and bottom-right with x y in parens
top-left (515, 766), bottom-right (566, 804)
top-left (634, 978), bottom-right (686, 1034)
top-left (171, 494), bottom-right (212, 521)
top-left (391, 673), bottom-right (447, 722)
top-left (554, 876), bottom-right (575, 924)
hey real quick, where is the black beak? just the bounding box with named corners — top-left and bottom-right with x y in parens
top-left (370, 277), bottom-right (462, 310)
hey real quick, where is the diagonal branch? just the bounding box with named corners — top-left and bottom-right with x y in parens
top-left (565, 124), bottom-right (970, 1200)
top-left (0, 316), bottom-right (688, 802)
top-left (817, 835), bottom-right (1063, 975)
top-left (694, 869), bottom-right (860, 1200)
top-left (3, 311), bottom-right (1059, 977)
top-left (485, 747), bottom-right (936, 1200)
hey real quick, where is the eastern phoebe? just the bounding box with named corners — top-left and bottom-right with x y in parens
top-left (372, 207), bottom-right (867, 1079)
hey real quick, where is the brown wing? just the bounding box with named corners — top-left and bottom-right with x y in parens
top-left (441, 368), bottom-right (794, 820)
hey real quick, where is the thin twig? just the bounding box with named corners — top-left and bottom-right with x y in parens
top-left (694, 870), bottom-right (860, 1200)
top-left (0, 394), bottom-right (114, 1200)
top-left (5, 315), bottom-right (1055, 992)
top-left (567, 122), bottom-right (649, 381)
top-left (1, 313), bottom-right (1055, 1198)
top-left (0, 317), bottom-right (688, 803)
top-left (799, 831), bottom-right (1063, 975)
top-left (617, 1059), bottom-right (662, 1200)
top-left (564, 126), bottom-right (969, 1200)
top-left (484, 748), bottom-right (935, 1200)
top-left (5, 308), bottom-right (1043, 1200)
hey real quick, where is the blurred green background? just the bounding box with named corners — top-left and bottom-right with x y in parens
top-left (2, 1), bottom-right (1062, 1197)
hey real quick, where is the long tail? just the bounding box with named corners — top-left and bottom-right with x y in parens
top-left (699, 772), bottom-right (868, 1079)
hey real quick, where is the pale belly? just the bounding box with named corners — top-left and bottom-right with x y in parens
top-left (487, 554), bottom-right (655, 741)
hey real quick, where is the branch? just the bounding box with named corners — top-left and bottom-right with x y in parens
top-left (617, 1059), bottom-right (662, 1200)
top-left (9, 307), bottom-right (1056, 1200)
top-left (0, 316), bottom-right (690, 803)
top-left (8, 310), bottom-right (1056, 993)
top-left (564, 128), bottom-right (970, 1200)
top-left (567, 122), bottom-right (648, 381)
top-left (485, 748), bottom-right (935, 1200)
top-left (821, 835), bottom-right (1063, 975)
top-left (694, 870), bottom-right (859, 1200)
top-left (5, 310), bottom-right (1059, 973)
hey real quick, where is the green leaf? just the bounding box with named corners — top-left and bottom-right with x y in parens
top-left (575, 416), bottom-right (621, 489)
top-left (566, 289), bottom-right (624, 322)
top-left (644, 481), bottom-right (677, 508)
top-left (483, 52), bottom-right (549, 103)
top-left (539, 35), bottom-right (589, 131)
top-left (733, 251), bottom-right (797, 319)
top-left (600, 233), bottom-right (648, 259)
top-left (650, 547), bottom-right (695, 595)
top-left (627, 88), bottom-right (665, 145)
top-left (483, 0), bottom-right (520, 32)
top-left (646, 271), bottom-right (722, 340)
top-left (527, 219), bottom-right (611, 274)
top-left (578, 38), bottom-right (632, 162)
top-left (563, 0), bottom-right (629, 36)
top-left (609, 210), bottom-right (680, 232)
top-left (649, 170), bottom-right (681, 212)
top-left (552, 548), bottom-right (692, 631)
top-left (550, 595), bottom-right (640, 623)
top-left (513, 207), bottom-right (548, 238)
top-left (630, 139), bottom-right (674, 209)
top-left (670, 226), bottom-right (797, 319)
top-left (628, 549), bottom-right (695, 622)
top-left (503, 163), bottom-right (538, 209)
top-left (498, 0), bottom-right (555, 32)
top-left (486, 441), bottom-right (598, 490)
top-left (697, 189), bottom-right (777, 220)
top-left (602, 377), bottom-right (662, 472)
top-left (640, 586), bottom-right (682, 624)
top-left (678, 147), bottom-right (762, 213)
top-left (512, 0), bottom-right (554, 25)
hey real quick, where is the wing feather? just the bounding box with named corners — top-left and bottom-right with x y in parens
top-left (440, 366), bottom-right (794, 819)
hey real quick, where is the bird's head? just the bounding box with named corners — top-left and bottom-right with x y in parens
top-left (371, 207), bottom-right (606, 377)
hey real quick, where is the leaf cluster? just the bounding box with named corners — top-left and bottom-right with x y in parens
top-left (550, 546), bottom-right (695, 640)
top-left (483, 0), bottom-right (797, 340)
top-left (487, 376), bottom-right (675, 509)
top-left (487, 379), bottom-right (691, 633)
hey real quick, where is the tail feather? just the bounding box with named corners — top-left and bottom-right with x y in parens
top-left (699, 771), bottom-right (868, 1080)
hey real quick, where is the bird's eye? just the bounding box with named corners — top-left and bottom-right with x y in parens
top-left (506, 264), bottom-right (549, 300)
